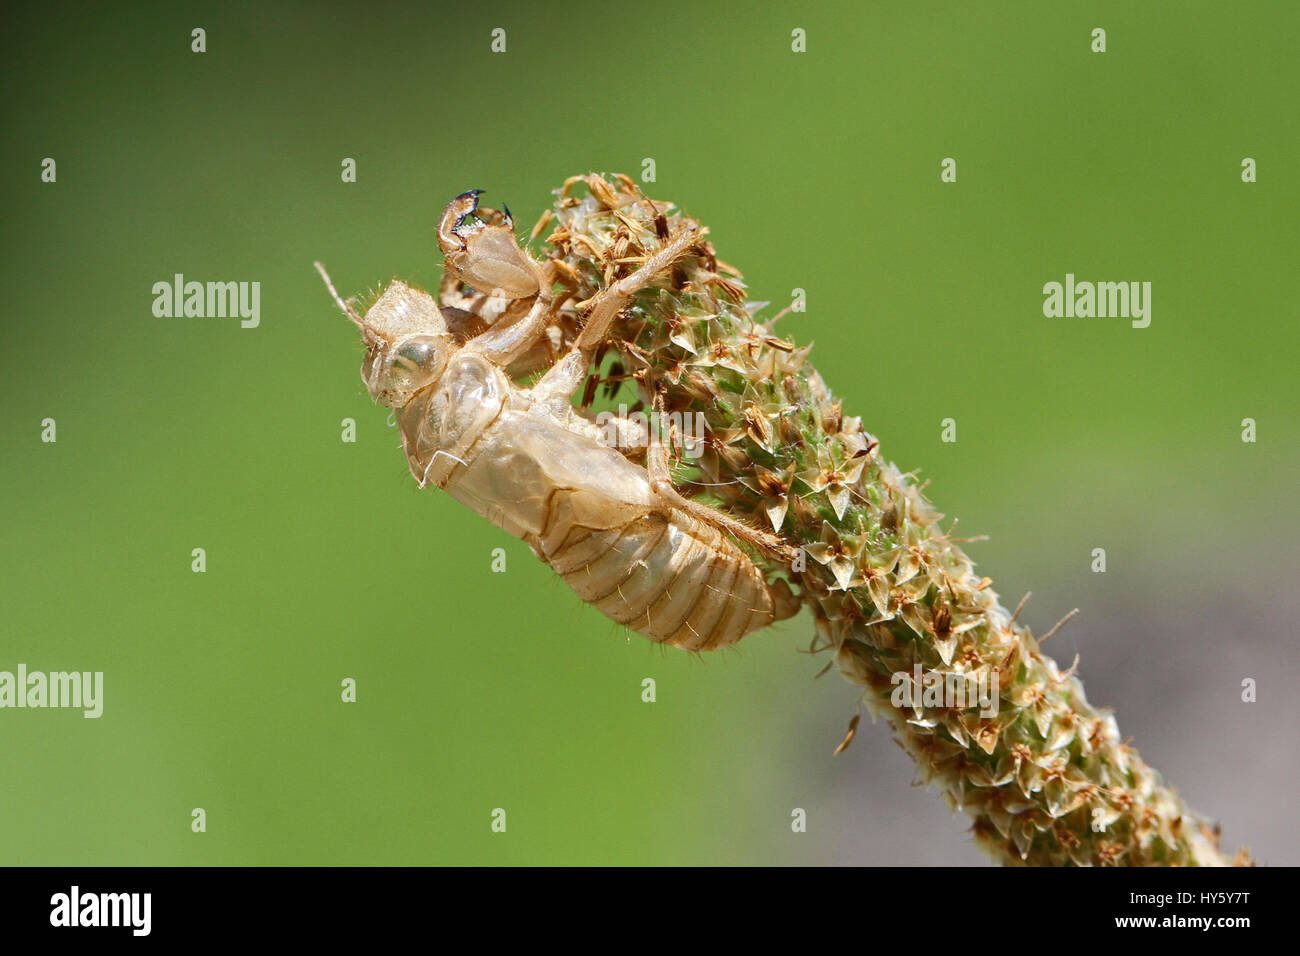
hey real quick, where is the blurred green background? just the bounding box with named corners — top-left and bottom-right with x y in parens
top-left (2, 0), bottom-right (1296, 865)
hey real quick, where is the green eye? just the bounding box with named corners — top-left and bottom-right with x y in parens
top-left (375, 335), bottom-right (445, 406)
top-left (395, 340), bottom-right (435, 370)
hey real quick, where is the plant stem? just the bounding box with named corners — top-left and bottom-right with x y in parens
top-left (529, 173), bottom-right (1245, 866)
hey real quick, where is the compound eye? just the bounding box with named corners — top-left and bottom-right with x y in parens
top-left (370, 334), bottom-right (446, 406)
top-left (394, 338), bottom-right (436, 371)
top-left (388, 336), bottom-right (442, 387)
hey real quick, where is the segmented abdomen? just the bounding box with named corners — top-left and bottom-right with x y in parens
top-left (536, 492), bottom-right (782, 651)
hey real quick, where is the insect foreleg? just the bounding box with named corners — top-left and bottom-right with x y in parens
top-left (523, 225), bottom-right (704, 411)
top-left (462, 261), bottom-right (558, 367)
top-left (438, 271), bottom-right (527, 328)
top-left (576, 224), bottom-right (701, 351)
top-left (438, 270), bottom-right (481, 312)
top-left (645, 393), bottom-right (800, 566)
top-left (528, 226), bottom-right (699, 403)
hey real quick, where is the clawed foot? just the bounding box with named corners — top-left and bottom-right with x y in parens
top-left (437, 190), bottom-right (539, 299)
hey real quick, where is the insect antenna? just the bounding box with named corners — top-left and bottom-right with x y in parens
top-left (314, 261), bottom-right (364, 328)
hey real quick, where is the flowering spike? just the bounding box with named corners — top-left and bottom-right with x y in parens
top-left (498, 173), bottom-right (1245, 867)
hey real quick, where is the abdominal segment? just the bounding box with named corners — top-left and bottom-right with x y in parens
top-left (538, 493), bottom-right (784, 651)
top-left (438, 410), bottom-right (792, 649)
